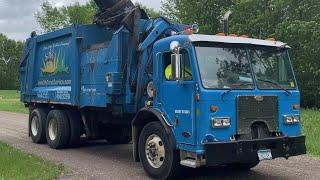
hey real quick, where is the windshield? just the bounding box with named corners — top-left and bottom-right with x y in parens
top-left (195, 43), bottom-right (254, 89)
top-left (249, 48), bottom-right (297, 89)
top-left (195, 43), bottom-right (297, 90)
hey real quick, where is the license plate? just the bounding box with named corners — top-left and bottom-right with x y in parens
top-left (258, 149), bottom-right (272, 161)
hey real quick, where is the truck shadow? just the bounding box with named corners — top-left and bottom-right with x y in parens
top-left (183, 167), bottom-right (278, 180)
top-left (74, 139), bottom-right (285, 180)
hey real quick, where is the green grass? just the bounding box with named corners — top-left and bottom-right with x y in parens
top-left (301, 109), bottom-right (320, 156)
top-left (0, 90), bottom-right (28, 114)
top-left (0, 142), bottom-right (64, 180)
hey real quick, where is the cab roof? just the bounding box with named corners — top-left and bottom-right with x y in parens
top-left (188, 34), bottom-right (289, 48)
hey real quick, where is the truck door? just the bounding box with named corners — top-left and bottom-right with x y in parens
top-left (159, 50), bottom-right (196, 145)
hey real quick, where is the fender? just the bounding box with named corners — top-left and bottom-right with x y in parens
top-left (131, 107), bottom-right (176, 162)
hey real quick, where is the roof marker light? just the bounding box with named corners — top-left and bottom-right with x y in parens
top-left (267, 37), bottom-right (276, 41)
top-left (216, 32), bottom-right (226, 36)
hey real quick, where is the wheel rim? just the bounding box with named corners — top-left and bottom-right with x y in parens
top-left (48, 118), bottom-right (58, 141)
top-left (145, 134), bottom-right (165, 169)
top-left (31, 116), bottom-right (39, 136)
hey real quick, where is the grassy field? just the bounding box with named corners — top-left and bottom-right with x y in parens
top-left (301, 109), bottom-right (320, 156)
top-left (0, 90), bottom-right (319, 156)
top-left (0, 142), bottom-right (64, 179)
top-left (0, 90), bottom-right (28, 114)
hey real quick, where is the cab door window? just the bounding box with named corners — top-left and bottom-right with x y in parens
top-left (164, 50), bottom-right (193, 81)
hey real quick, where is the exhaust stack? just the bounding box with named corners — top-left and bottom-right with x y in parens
top-left (223, 10), bottom-right (233, 36)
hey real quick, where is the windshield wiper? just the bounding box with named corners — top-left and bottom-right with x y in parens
top-left (221, 82), bottom-right (254, 99)
top-left (257, 78), bottom-right (291, 95)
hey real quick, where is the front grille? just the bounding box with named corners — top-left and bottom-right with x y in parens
top-left (237, 96), bottom-right (278, 135)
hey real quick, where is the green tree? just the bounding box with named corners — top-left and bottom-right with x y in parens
top-left (0, 34), bottom-right (24, 90)
top-left (161, 0), bottom-right (234, 34)
top-left (36, 1), bottom-right (162, 32)
top-left (230, 0), bottom-right (320, 108)
top-left (35, 0), bottom-right (98, 32)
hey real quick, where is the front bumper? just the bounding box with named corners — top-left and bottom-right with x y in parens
top-left (204, 136), bottom-right (306, 166)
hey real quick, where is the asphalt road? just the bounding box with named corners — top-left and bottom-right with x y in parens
top-left (0, 111), bottom-right (319, 180)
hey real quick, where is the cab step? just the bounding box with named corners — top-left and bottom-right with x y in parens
top-left (180, 159), bottom-right (197, 168)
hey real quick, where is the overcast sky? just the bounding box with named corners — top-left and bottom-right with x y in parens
top-left (0, 0), bottom-right (162, 41)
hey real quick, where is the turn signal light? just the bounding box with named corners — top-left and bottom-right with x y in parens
top-left (210, 105), bottom-right (218, 112)
top-left (292, 104), bottom-right (300, 110)
top-left (195, 93), bottom-right (200, 101)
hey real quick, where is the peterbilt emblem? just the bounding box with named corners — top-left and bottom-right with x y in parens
top-left (254, 96), bottom-right (264, 102)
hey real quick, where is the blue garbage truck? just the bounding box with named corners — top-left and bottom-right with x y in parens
top-left (20, 0), bottom-right (306, 179)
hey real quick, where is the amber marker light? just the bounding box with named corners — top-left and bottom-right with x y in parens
top-left (210, 105), bottom-right (219, 112)
top-left (216, 32), bottom-right (226, 36)
top-left (195, 93), bottom-right (200, 101)
top-left (292, 104), bottom-right (300, 110)
top-left (184, 28), bottom-right (194, 35)
top-left (267, 37), bottom-right (276, 41)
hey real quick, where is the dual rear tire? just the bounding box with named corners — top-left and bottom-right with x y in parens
top-left (29, 108), bottom-right (81, 149)
top-left (29, 109), bottom-right (47, 143)
top-left (46, 110), bottom-right (70, 149)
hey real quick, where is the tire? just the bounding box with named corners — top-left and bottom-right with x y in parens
top-left (65, 109), bottom-right (81, 147)
top-left (104, 126), bottom-right (132, 145)
top-left (29, 108), bottom-right (47, 144)
top-left (138, 121), bottom-right (181, 179)
top-left (46, 110), bottom-right (70, 149)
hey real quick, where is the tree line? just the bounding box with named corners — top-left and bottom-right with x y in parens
top-left (1, 0), bottom-right (319, 108)
top-left (0, 34), bottom-right (23, 90)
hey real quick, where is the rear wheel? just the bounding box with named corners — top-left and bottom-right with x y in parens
top-left (29, 108), bottom-right (47, 144)
top-left (46, 110), bottom-right (70, 149)
top-left (138, 122), bottom-right (181, 179)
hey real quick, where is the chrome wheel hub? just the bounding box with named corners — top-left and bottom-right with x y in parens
top-left (48, 118), bottom-right (58, 141)
top-left (31, 116), bottom-right (39, 136)
top-left (145, 134), bottom-right (165, 168)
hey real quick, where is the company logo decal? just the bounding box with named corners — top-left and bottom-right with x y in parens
top-left (41, 51), bottom-right (69, 76)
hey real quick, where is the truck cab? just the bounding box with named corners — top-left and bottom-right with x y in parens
top-left (137, 34), bottom-right (306, 173)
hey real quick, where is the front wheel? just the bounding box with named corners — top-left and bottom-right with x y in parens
top-left (138, 122), bottom-right (180, 179)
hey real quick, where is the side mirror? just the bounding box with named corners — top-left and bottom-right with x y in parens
top-left (171, 54), bottom-right (182, 81)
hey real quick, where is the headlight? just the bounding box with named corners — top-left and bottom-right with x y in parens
top-left (283, 115), bottom-right (300, 124)
top-left (211, 118), bottom-right (231, 128)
